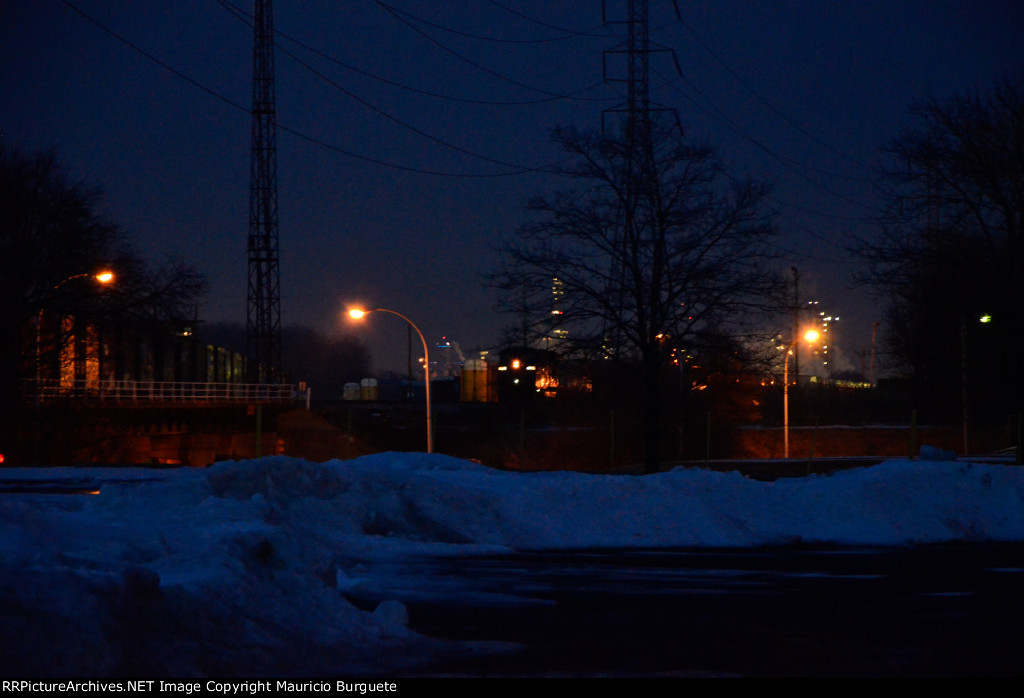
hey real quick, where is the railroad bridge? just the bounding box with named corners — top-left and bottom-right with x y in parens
top-left (12, 379), bottom-right (334, 468)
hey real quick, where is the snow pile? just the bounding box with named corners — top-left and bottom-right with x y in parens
top-left (2, 453), bottom-right (1023, 676)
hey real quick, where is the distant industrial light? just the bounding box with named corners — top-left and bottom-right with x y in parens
top-left (979, 314), bottom-right (992, 324)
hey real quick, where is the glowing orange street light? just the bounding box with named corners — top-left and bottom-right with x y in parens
top-left (347, 307), bottom-right (432, 453)
top-left (784, 329), bottom-right (819, 459)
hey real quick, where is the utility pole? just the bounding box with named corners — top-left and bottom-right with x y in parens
top-left (791, 266), bottom-right (800, 384)
top-left (247, 0), bottom-right (282, 383)
top-left (870, 321), bottom-right (879, 385)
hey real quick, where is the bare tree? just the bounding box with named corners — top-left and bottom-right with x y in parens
top-left (0, 144), bottom-right (206, 415)
top-left (858, 75), bottom-right (1024, 426)
top-left (494, 121), bottom-right (782, 472)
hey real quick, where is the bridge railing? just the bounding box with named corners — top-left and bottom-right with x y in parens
top-left (31, 380), bottom-right (299, 404)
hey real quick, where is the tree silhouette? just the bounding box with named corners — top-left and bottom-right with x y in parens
top-left (201, 321), bottom-right (371, 400)
top-left (494, 121), bottom-right (782, 472)
top-left (0, 144), bottom-right (205, 416)
top-left (858, 75), bottom-right (1024, 428)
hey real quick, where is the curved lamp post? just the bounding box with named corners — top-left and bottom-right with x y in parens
top-left (348, 307), bottom-right (432, 454)
top-left (783, 329), bottom-right (819, 459)
top-left (36, 271), bottom-right (115, 401)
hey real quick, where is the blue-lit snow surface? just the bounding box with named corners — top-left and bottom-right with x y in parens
top-left (2, 453), bottom-right (1023, 675)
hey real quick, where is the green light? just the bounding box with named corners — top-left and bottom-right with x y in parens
top-left (979, 314), bottom-right (992, 324)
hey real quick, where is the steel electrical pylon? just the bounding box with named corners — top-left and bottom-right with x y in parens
top-left (247, 0), bottom-right (282, 383)
top-left (604, 0), bottom-right (663, 152)
top-left (625, 0), bottom-right (652, 153)
top-left (602, 0), bottom-right (658, 358)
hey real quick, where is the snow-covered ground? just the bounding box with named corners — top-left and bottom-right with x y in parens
top-left (2, 452), bottom-right (1023, 676)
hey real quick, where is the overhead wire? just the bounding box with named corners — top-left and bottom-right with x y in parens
top-left (704, 157), bottom-right (859, 259)
top-left (58, 0), bottom-right (561, 177)
top-left (216, 0), bottom-right (594, 107)
top-left (277, 43), bottom-right (562, 175)
top-left (58, 0), bottom-right (558, 179)
top-left (376, 1), bottom-right (611, 103)
top-left (60, 0), bottom-right (881, 245)
top-left (771, 211), bottom-right (860, 264)
top-left (648, 12), bottom-right (888, 237)
top-left (373, 2), bottom-right (611, 44)
top-left (655, 66), bottom-right (882, 217)
top-left (675, 15), bottom-right (876, 173)
top-left (485, 0), bottom-right (615, 39)
top-left (216, 0), bottom-right (565, 174)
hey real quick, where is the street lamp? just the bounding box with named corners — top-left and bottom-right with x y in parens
top-left (36, 271), bottom-right (115, 400)
top-left (783, 329), bottom-right (819, 459)
top-left (348, 307), bottom-right (433, 454)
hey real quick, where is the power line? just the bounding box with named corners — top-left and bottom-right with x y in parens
top-left (666, 66), bottom-right (874, 185)
top-left (375, 2), bottom-right (611, 44)
top-left (275, 40), bottom-right (563, 175)
top-left (767, 194), bottom-right (878, 223)
top-left (675, 15), bottom-right (876, 172)
top-left (708, 151), bottom-right (866, 258)
top-left (59, 1), bottom-right (250, 117)
top-left (376, 1), bottom-right (611, 103)
top-left (485, 0), bottom-right (615, 39)
top-left (58, 0), bottom-right (554, 179)
top-left (215, 1), bottom-right (592, 172)
top-left (217, 0), bottom-right (595, 107)
top-left (656, 66), bottom-right (883, 215)
top-left (772, 211), bottom-right (860, 264)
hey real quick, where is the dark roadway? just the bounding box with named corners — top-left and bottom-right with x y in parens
top-left (392, 544), bottom-right (1024, 677)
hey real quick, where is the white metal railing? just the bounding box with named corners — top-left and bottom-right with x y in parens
top-left (31, 379), bottom-right (298, 404)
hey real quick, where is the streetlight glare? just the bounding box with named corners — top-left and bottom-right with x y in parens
top-left (782, 328), bottom-right (821, 459)
top-left (345, 306), bottom-right (433, 453)
top-left (95, 271), bottom-right (114, 284)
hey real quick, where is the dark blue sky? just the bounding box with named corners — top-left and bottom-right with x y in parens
top-left (3, 1), bottom-right (1021, 373)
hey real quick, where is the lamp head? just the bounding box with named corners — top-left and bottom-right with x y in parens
top-left (348, 308), bottom-right (367, 320)
top-left (95, 271), bottom-right (114, 284)
top-left (803, 329), bottom-right (820, 343)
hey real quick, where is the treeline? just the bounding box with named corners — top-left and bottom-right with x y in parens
top-left (200, 322), bottom-right (370, 400)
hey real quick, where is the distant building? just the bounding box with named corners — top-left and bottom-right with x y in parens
top-left (28, 313), bottom-right (255, 402)
top-left (543, 277), bottom-right (570, 352)
top-left (805, 301), bottom-right (840, 380)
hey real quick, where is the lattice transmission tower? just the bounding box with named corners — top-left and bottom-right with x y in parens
top-left (604, 0), bottom-right (654, 156)
top-left (247, 0), bottom-right (282, 382)
top-left (601, 0), bottom-right (681, 357)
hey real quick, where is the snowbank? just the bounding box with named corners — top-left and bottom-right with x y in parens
top-left (2, 453), bottom-right (1023, 675)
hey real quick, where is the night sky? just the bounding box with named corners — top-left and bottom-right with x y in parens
top-left (3, 1), bottom-right (1021, 374)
